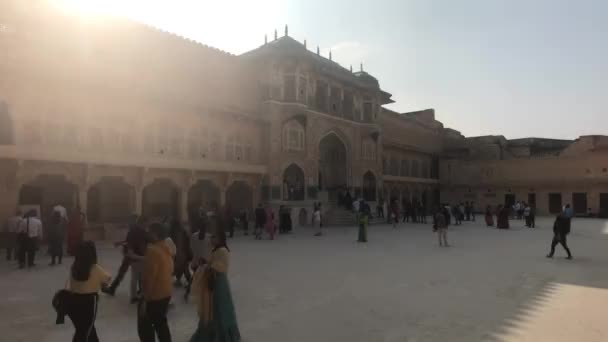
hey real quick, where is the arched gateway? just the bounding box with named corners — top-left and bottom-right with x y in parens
top-left (318, 133), bottom-right (348, 202)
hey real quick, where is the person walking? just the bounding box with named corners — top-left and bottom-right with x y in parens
top-left (254, 204), bottom-right (266, 240)
top-left (484, 205), bottom-right (494, 227)
top-left (265, 205), bottom-right (276, 240)
top-left (390, 200), bottom-right (399, 228)
top-left (546, 214), bottom-right (573, 259)
top-left (313, 204), bottom-right (322, 236)
top-left (170, 219), bottom-right (191, 288)
top-left (103, 217), bottom-right (148, 304)
top-left (48, 211), bottom-right (66, 265)
top-left (357, 200), bottom-right (369, 243)
top-left (65, 241), bottom-right (111, 342)
top-left (433, 207), bottom-right (449, 247)
top-left (185, 223), bottom-right (211, 302)
top-left (524, 203), bottom-right (531, 227)
top-left (17, 210), bottom-right (42, 269)
top-left (497, 205), bottom-right (510, 229)
top-left (239, 209), bottom-right (249, 235)
top-left (528, 205), bottom-right (536, 228)
top-left (376, 198), bottom-right (385, 219)
top-left (3, 209), bottom-right (21, 261)
top-left (470, 202), bottom-right (476, 221)
top-left (419, 201), bottom-right (427, 224)
top-left (452, 205), bottom-right (461, 226)
top-left (138, 222), bottom-right (174, 342)
top-left (190, 229), bottom-right (241, 342)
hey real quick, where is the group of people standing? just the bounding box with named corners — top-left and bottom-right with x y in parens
top-left (53, 212), bottom-right (241, 342)
top-left (484, 202), bottom-right (536, 229)
top-left (3, 205), bottom-right (85, 269)
top-left (384, 198), bottom-right (429, 226)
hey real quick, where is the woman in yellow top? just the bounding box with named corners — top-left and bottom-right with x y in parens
top-left (190, 228), bottom-right (241, 342)
top-left (66, 241), bottom-right (111, 342)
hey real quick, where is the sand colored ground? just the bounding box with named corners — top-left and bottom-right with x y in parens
top-left (1, 217), bottom-right (607, 341)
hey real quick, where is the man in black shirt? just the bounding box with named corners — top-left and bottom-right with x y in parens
top-left (546, 214), bottom-right (573, 259)
top-left (102, 216), bottom-right (148, 303)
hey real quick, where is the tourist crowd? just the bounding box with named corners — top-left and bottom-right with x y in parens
top-left (2, 196), bottom-right (579, 341)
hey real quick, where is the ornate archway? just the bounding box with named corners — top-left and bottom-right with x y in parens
top-left (319, 133), bottom-right (347, 201)
top-left (283, 163), bottom-right (305, 201)
top-left (362, 171), bottom-right (377, 201)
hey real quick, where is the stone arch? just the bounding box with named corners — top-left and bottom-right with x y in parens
top-left (318, 131), bottom-right (349, 200)
top-left (0, 101), bottom-right (14, 145)
top-left (226, 181), bottom-right (253, 214)
top-left (19, 174), bottom-right (78, 223)
top-left (142, 178), bottom-right (179, 220)
top-left (362, 170), bottom-right (377, 202)
top-left (188, 179), bottom-right (221, 214)
top-left (317, 128), bottom-right (351, 152)
top-left (87, 176), bottom-right (134, 223)
top-left (283, 163), bottom-right (305, 201)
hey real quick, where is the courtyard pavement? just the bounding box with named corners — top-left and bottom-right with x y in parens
top-left (1, 217), bottom-right (608, 342)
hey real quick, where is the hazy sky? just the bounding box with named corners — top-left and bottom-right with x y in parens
top-left (55, 0), bottom-right (608, 139)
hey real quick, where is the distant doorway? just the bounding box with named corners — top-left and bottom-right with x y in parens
top-left (548, 193), bottom-right (562, 214)
top-left (319, 133), bottom-right (347, 202)
top-left (504, 194), bottom-right (515, 208)
top-left (599, 193), bottom-right (608, 218)
top-left (572, 193), bottom-right (587, 215)
top-left (362, 171), bottom-right (376, 202)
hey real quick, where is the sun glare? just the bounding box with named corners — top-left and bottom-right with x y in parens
top-left (49, 0), bottom-right (287, 54)
top-left (51, 0), bottom-right (125, 16)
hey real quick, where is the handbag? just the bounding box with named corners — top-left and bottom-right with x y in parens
top-left (52, 289), bottom-right (70, 324)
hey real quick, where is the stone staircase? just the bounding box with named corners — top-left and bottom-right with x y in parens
top-left (323, 205), bottom-right (387, 226)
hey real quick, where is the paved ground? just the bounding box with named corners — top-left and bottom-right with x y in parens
top-left (2, 217), bottom-right (608, 342)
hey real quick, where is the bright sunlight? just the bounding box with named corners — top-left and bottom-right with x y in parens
top-left (49, 0), bottom-right (286, 54)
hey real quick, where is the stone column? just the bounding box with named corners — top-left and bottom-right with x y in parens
top-left (135, 188), bottom-right (143, 216)
top-left (180, 188), bottom-right (188, 223)
top-left (219, 187), bottom-right (227, 207)
top-left (78, 187), bottom-right (88, 215)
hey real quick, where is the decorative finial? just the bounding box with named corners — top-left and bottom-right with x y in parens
top-left (264, 34), bottom-right (267, 45)
top-left (274, 29), bottom-right (277, 40)
top-left (329, 49), bottom-right (332, 61)
top-left (360, 63), bottom-right (363, 72)
top-left (304, 39), bottom-right (307, 49)
top-left (317, 46), bottom-right (320, 55)
top-left (350, 65), bottom-right (353, 72)
top-left (285, 25), bottom-right (288, 37)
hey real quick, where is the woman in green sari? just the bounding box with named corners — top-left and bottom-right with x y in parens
top-left (358, 200), bottom-right (370, 243)
top-left (190, 228), bottom-right (241, 342)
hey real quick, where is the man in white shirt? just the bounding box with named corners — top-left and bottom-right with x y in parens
top-left (17, 211), bottom-right (43, 268)
top-left (4, 209), bottom-right (22, 261)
